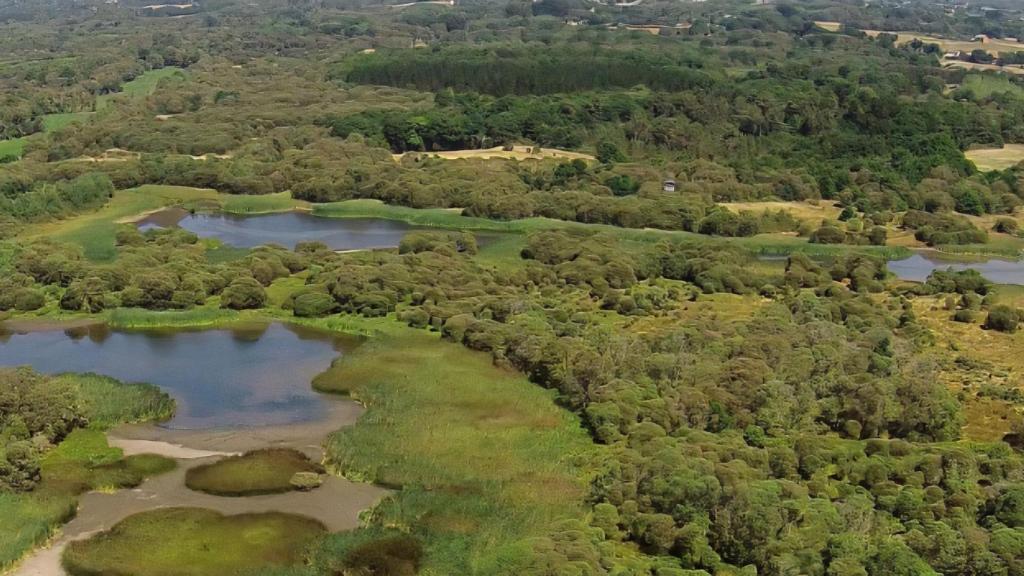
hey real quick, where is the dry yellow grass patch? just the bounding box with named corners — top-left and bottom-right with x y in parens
top-left (945, 61), bottom-right (1024, 76)
top-left (814, 21), bottom-right (841, 32)
top-left (720, 200), bottom-right (842, 222)
top-left (393, 145), bottom-right (595, 162)
top-left (860, 31), bottom-right (1024, 55)
top-left (623, 25), bottom-right (662, 35)
top-left (965, 144), bottom-right (1024, 171)
top-left (913, 297), bottom-right (1024, 441)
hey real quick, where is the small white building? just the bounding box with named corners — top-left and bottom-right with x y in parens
top-left (662, 179), bottom-right (677, 193)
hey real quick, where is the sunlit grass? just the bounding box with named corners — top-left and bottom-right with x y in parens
top-left (96, 67), bottom-right (186, 111)
top-left (310, 324), bottom-right (598, 574)
top-left (63, 508), bottom-right (325, 576)
top-left (0, 138), bottom-right (25, 160)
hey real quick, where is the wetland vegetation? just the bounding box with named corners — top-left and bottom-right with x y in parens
top-left (6, 0), bottom-right (1024, 574)
top-left (185, 449), bottom-right (324, 496)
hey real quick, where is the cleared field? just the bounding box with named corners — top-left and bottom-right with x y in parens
top-left (817, 23), bottom-right (1024, 57)
top-left (866, 31), bottom-right (1024, 55)
top-left (962, 74), bottom-right (1024, 98)
top-left (393, 145), bottom-right (595, 162)
top-left (966, 144), bottom-right (1024, 171)
top-left (42, 112), bottom-right (93, 132)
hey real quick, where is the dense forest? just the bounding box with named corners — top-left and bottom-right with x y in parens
top-left (4, 0), bottom-right (1024, 574)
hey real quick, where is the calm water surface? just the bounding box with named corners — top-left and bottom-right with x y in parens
top-left (887, 252), bottom-right (1024, 285)
top-left (0, 323), bottom-right (356, 429)
top-left (138, 210), bottom-right (427, 250)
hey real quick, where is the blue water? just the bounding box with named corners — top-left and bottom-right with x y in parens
top-left (887, 252), bottom-right (1024, 285)
top-left (0, 323), bottom-right (354, 429)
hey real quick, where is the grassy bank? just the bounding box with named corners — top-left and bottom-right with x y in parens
top-left (307, 321), bottom-right (601, 575)
top-left (0, 374), bottom-right (175, 570)
top-left (26, 186), bottom-right (303, 261)
top-left (316, 199), bottom-right (913, 258)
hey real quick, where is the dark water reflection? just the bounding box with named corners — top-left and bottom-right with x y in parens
top-left (0, 323), bottom-right (357, 430)
top-left (138, 210), bottom-right (428, 250)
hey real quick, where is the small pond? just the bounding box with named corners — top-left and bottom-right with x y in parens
top-left (0, 322), bottom-right (356, 429)
top-left (137, 209), bottom-right (429, 251)
top-left (887, 251), bottom-right (1024, 285)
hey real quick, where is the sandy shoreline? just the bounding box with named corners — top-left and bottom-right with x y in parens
top-left (8, 395), bottom-right (387, 576)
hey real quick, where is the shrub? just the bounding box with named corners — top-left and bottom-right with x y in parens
top-left (292, 292), bottom-right (337, 317)
top-left (221, 276), bottom-right (267, 310)
top-left (953, 309), bottom-right (977, 323)
top-left (985, 305), bottom-right (1020, 333)
top-left (12, 288), bottom-right (45, 311)
top-left (994, 217), bottom-right (1019, 234)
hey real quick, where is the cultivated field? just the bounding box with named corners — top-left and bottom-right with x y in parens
top-left (393, 145), bottom-right (595, 162)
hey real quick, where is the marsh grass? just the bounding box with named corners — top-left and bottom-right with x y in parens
top-left (309, 325), bottom-right (598, 574)
top-left (62, 508), bottom-right (326, 576)
top-left (106, 306), bottom-right (242, 329)
top-left (55, 373), bottom-right (175, 428)
top-left (0, 374), bottom-right (176, 570)
top-left (221, 192), bottom-right (303, 214)
top-left (185, 449), bottom-right (322, 497)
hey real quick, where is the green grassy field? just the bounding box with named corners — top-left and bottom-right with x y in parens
top-left (41, 112), bottom-right (94, 132)
top-left (307, 320), bottom-right (603, 574)
top-left (63, 508), bottom-right (326, 576)
top-left (186, 449), bottom-right (322, 496)
top-left (0, 137), bottom-right (25, 160)
top-left (222, 191), bottom-right (304, 214)
top-left (962, 74), bottom-right (1024, 98)
top-left (96, 67), bottom-right (186, 111)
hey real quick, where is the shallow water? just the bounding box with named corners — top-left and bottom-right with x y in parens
top-left (0, 323), bottom-right (356, 429)
top-left (887, 252), bottom-right (1024, 285)
top-left (138, 210), bottom-right (427, 250)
